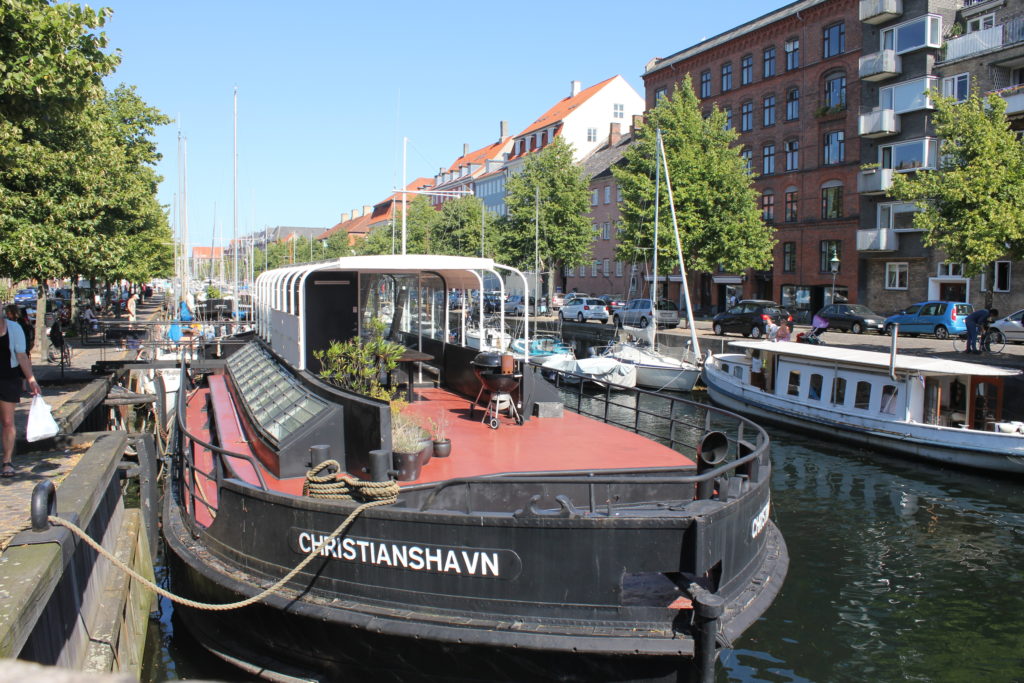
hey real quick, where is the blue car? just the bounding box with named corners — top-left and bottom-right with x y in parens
top-left (13, 288), bottom-right (36, 305)
top-left (882, 301), bottom-right (973, 339)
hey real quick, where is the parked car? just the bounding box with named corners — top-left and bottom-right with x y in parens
top-left (990, 309), bottom-right (1024, 343)
top-left (814, 303), bottom-right (886, 334)
top-left (504, 295), bottom-right (537, 316)
top-left (559, 297), bottom-right (608, 323)
top-left (712, 300), bottom-right (792, 339)
top-left (562, 292), bottom-right (590, 308)
top-left (882, 301), bottom-right (972, 339)
top-left (612, 298), bottom-right (680, 329)
top-left (551, 292), bottom-right (565, 310)
top-left (598, 294), bottom-right (627, 312)
top-left (13, 288), bottom-right (37, 305)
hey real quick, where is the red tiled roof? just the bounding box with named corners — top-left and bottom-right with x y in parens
top-left (192, 247), bottom-right (224, 259)
top-left (516, 76), bottom-right (618, 138)
top-left (445, 137), bottom-right (511, 173)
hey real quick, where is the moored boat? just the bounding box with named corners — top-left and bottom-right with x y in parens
top-left (702, 339), bottom-right (1024, 474)
top-left (164, 254), bottom-right (787, 682)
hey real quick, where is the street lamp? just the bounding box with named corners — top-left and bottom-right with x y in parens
top-left (829, 248), bottom-right (840, 304)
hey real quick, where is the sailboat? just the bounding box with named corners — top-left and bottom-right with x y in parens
top-left (604, 129), bottom-right (702, 392)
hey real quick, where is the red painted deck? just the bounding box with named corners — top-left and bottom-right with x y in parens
top-left (182, 380), bottom-right (693, 517)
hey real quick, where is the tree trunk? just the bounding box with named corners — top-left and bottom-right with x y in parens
top-left (984, 263), bottom-right (995, 310)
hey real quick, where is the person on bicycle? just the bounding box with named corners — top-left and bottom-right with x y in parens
top-left (964, 308), bottom-right (998, 354)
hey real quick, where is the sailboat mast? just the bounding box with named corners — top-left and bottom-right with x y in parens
top-left (653, 130), bottom-right (661, 317)
top-left (656, 130), bottom-right (701, 358)
top-left (232, 86), bottom-right (239, 319)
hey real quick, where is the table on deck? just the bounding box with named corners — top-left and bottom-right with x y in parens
top-left (392, 349), bottom-right (434, 402)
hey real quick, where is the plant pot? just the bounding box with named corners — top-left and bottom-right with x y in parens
top-left (393, 442), bottom-right (431, 482)
top-left (432, 438), bottom-right (451, 458)
top-left (419, 438), bottom-right (434, 465)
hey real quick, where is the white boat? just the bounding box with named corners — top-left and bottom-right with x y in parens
top-left (604, 129), bottom-right (702, 392)
top-left (541, 355), bottom-right (637, 389)
top-left (702, 339), bottom-right (1024, 474)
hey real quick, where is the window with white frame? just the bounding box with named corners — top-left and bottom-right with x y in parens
top-left (603, 259), bottom-right (610, 276)
top-left (604, 186), bottom-right (611, 204)
top-left (579, 265), bottom-right (587, 277)
top-left (880, 138), bottom-right (938, 171)
top-left (885, 262), bottom-right (908, 290)
top-left (655, 87), bottom-right (668, 102)
top-left (966, 13), bottom-right (994, 33)
top-left (937, 262), bottom-right (963, 277)
top-left (995, 261), bottom-right (1010, 292)
top-left (615, 261), bottom-right (623, 277)
top-left (880, 77), bottom-right (937, 113)
top-left (587, 128), bottom-right (598, 142)
top-left (942, 73), bottom-right (970, 102)
top-left (881, 15), bottom-right (942, 54)
top-left (592, 260), bottom-right (600, 277)
top-left (602, 222), bottom-right (611, 239)
top-left (614, 103), bottom-right (624, 118)
top-left (591, 189), bottom-right (599, 205)
top-left (617, 186), bottom-right (623, 202)
top-left (878, 202), bottom-right (923, 231)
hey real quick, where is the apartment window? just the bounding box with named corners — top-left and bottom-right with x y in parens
top-left (741, 148), bottom-right (753, 171)
top-left (741, 101), bottom-right (753, 131)
top-left (785, 38), bottom-right (800, 70)
top-left (880, 77), bottom-right (937, 113)
top-left (603, 259), bottom-right (610, 276)
top-left (784, 139), bottom-right (799, 171)
top-left (591, 189), bottom-right (599, 206)
top-left (602, 222), bottom-right (611, 239)
top-left (724, 106), bottom-right (733, 130)
top-left (993, 261), bottom-right (1011, 292)
top-left (880, 138), bottom-right (938, 171)
top-left (885, 262), bottom-right (908, 290)
top-left (942, 73), bottom-right (970, 103)
top-left (617, 186), bottom-right (623, 202)
top-left (967, 13), bottom-right (995, 32)
top-left (879, 202), bottom-right (923, 230)
top-left (938, 262), bottom-right (964, 277)
top-left (564, 265), bottom-right (572, 277)
top-left (784, 188), bottom-right (798, 222)
top-left (763, 144), bottom-right (776, 175)
top-left (741, 55), bottom-right (753, 85)
top-left (722, 62), bottom-right (733, 91)
top-left (604, 186), bottom-right (611, 204)
top-left (592, 260), bottom-right (599, 277)
top-left (821, 182), bottom-right (843, 219)
top-left (820, 239), bottom-right (841, 272)
top-left (654, 87), bottom-right (668, 102)
top-left (824, 73), bottom-right (846, 109)
top-left (700, 70), bottom-right (712, 98)
top-left (782, 241), bottom-right (796, 272)
top-left (786, 88), bottom-right (800, 120)
top-left (579, 265), bottom-right (586, 277)
top-left (881, 15), bottom-right (942, 53)
top-left (763, 46), bottom-right (777, 78)
top-left (613, 103), bottom-right (624, 118)
top-left (615, 261), bottom-right (623, 277)
top-left (587, 128), bottom-right (598, 142)
top-left (823, 22), bottom-right (845, 58)
top-left (824, 131), bottom-right (844, 165)
top-left (762, 190), bottom-right (775, 223)
top-left (763, 95), bottom-right (776, 126)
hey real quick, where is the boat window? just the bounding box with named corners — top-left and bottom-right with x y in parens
top-left (831, 377), bottom-right (847, 405)
top-left (733, 365), bottom-right (744, 379)
top-left (809, 374), bottom-right (823, 400)
top-left (787, 370), bottom-right (801, 396)
top-left (854, 381), bottom-right (872, 410)
top-left (721, 362), bottom-right (730, 374)
top-left (880, 385), bottom-right (900, 414)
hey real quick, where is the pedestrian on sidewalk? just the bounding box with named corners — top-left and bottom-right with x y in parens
top-left (0, 313), bottom-right (40, 477)
top-left (126, 291), bottom-right (138, 323)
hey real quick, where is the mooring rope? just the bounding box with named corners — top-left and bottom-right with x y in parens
top-left (302, 459), bottom-right (401, 502)
top-left (46, 462), bottom-right (400, 612)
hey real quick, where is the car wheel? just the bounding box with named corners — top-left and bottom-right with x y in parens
top-left (750, 324), bottom-right (763, 339)
top-left (934, 325), bottom-right (949, 340)
top-left (883, 323), bottom-right (893, 335)
top-left (577, 313), bottom-right (585, 323)
top-left (713, 322), bottom-right (724, 336)
top-left (851, 322), bottom-right (863, 334)
top-left (640, 317), bottom-right (649, 328)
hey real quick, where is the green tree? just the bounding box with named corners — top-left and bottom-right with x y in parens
top-left (502, 136), bottom-right (592, 299)
top-left (613, 75), bottom-right (773, 293)
top-left (888, 90), bottom-right (1024, 304)
top-left (353, 197), bottom-right (439, 255)
top-left (431, 196), bottom-right (500, 257)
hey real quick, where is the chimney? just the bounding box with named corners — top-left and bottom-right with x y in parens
top-left (363, 205), bottom-right (372, 215)
top-left (631, 114), bottom-right (644, 135)
top-left (500, 120), bottom-right (508, 138)
top-left (340, 212), bottom-right (350, 223)
top-left (608, 122), bottom-right (621, 146)
top-left (570, 80), bottom-right (581, 97)
top-left (352, 208), bottom-right (361, 218)
top-left (463, 143), bottom-right (469, 156)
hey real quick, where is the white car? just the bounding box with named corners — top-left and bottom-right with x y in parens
top-left (559, 297), bottom-right (608, 324)
top-left (990, 309), bottom-right (1024, 343)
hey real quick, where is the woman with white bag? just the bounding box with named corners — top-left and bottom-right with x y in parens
top-left (0, 313), bottom-right (40, 477)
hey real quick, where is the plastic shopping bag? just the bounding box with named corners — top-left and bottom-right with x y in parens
top-left (27, 394), bottom-right (59, 442)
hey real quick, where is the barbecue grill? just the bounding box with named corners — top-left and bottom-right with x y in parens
top-left (470, 352), bottom-right (522, 429)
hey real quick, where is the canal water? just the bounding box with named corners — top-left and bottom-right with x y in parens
top-left (142, 389), bottom-right (1024, 682)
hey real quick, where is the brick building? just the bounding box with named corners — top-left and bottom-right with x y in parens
top-left (644, 0), bottom-right (864, 320)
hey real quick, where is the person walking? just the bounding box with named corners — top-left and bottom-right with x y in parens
top-left (0, 311), bottom-right (41, 477)
top-left (126, 290), bottom-right (138, 323)
top-left (965, 308), bottom-right (998, 354)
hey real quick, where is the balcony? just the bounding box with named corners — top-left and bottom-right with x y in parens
top-left (859, 50), bottom-right (901, 82)
top-left (857, 228), bottom-right (899, 251)
top-left (858, 109), bottom-right (900, 138)
top-left (995, 85), bottom-right (1024, 115)
top-left (860, 0), bottom-right (902, 25)
top-left (943, 25), bottom-right (1002, 62)
top-left (858, 168), bottom-right (893, 195)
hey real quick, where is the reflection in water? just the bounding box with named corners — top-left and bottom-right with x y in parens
top-left (144, 388), bottom-right (1024, 682)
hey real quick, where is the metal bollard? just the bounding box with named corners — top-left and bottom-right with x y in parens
top-left (31, 480), bottom-right (57, 531)
top-left (689, 582), bottom-right (725, 683)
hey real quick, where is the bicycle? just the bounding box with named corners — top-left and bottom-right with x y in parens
top-left (952, 328), bottom-right (1005, 354)
top-left (47, 340), bottom-right (72, 366)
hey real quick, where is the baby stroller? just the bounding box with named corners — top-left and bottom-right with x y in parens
top-left (796, 331), bottom-right (826, 345)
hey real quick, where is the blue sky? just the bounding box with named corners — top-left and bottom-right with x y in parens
top-left (99, 1), bottom-right (774, 248)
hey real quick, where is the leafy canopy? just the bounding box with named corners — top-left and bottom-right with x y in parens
top-left (613, 75), bottom-right (773, 275)
top-left (888, 90), bottom-right (1024, 276)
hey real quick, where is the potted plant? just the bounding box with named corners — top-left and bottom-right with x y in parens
top-left (390, 399), bottom-right (432, 480)
top-left (429, 409), bottom-right (451, 458)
